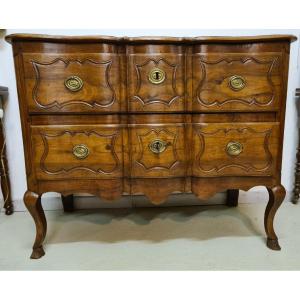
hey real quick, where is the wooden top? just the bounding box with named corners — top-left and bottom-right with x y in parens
top-left (5, 33), bottom-right (297, 44)
top-left (296, 88), bottom-right (300, 97)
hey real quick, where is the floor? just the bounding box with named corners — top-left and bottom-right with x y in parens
top-left (0, 202), bottom-right (299, 270)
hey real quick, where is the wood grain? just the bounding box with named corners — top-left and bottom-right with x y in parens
top-left (192, 53), bottom-right (282, 112)
top-left (6, 34), bottom-right (294, 258)
top-left (31, 124), bottom-right (124, 180)
top-left (128, 50), bottom-right (185, 112)
top-left (192, 122), bottom-right (279, 177)
top-left (23, 53), bottom-right (122, 113)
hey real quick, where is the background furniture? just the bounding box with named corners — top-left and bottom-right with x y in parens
top-left (292, 88), bottom-right (300, 204)
top-left (6, 34), bottom-right (295, 258)
top-left (0, 86), bottom-right (13, 215)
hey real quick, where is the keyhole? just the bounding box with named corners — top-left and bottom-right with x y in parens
top-left (154, 141), bottom-right (160, 150)
top-left (149, 68), bottom-right (165, 84)
top-left (155, 71), bottom-right (160, 80)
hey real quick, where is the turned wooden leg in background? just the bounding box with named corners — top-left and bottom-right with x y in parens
top-left (0, 121), bottom-right (13, 215)
top-left (1, 167), bottom-right (13, 215)
top-left (292, 132), bottom-right (300, 204)
top-left (61, 194), bottom-right (74, 212)
top-left (24, 191), bottom-right (47, 259)
top-left (265, 185), bottom-right (286, 251)
top-left (226, 189), bottom-right (239, 207)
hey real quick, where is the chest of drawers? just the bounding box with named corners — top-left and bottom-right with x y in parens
top-left (6, 34), bottom-right (296, 259)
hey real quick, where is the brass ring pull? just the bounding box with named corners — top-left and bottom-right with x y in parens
top-left (148, 68), bottom-right (166, 84)
top-left (65, 75), bottom-right (84, 92)
top-left (149, 139), bottom-right (169, 154)
top-left (228, 75), bottom-right (246, 91)
top-left (72, 144), bottom-right (89, 159)
top-left (226, 141), bottom-right (243, 156)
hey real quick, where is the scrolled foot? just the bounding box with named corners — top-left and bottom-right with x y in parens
top-left (266, 238), bottom-right (281, 251)
top-left (30, 246), bottom-right (45, 259)
top-left (24, 191), bottom-right (47, 259)
top-left (264, 185), bottom-right (286, 251)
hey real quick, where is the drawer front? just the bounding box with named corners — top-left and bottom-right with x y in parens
top-left (192, 53), bottom-right (282, 112)
top-left (130, 124), bottom-right (186, 177)
top-left (31, 125), bottom-right (123, 180)
top-left (128, 50), bottom-right (185, 112)
top-left (23, 53), bottom-right (122, 113)
top-left (192, 122), bottom-right (280, 177)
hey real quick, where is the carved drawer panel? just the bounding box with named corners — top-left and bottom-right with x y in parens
top-left (31, 125), bottom-right (124, 180)
top-left (23, 53), bottom-right (122, 113)
top-left (192, 53), bottom-right (282, 112)
top-left (192, 122), bottom-right (280, 177)
top-left (128, 48), bottom-right (185, 112)
top-left (129, 124), bottom-right (186, 178)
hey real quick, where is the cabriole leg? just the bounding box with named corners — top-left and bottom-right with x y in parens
top-left (24, 191), bottom-right (47, 259)
top-left (265, 185), bottom-right (286, 250)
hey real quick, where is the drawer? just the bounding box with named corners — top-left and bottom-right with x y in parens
top-left (192, 53), bottom-right (282, 112)
top-left (128, 44), bottom-right (185, 112)
top-left (129, 123), bottom-right (187, 178)
top-left (31, 125), bottom-right (124, 180)
top-left (192, 122), bottom-right (280, 177)
top-left (23, 53), bottom-right (122, 113)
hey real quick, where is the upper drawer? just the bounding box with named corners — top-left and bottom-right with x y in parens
top-left (192, 53), bottom-right (283, 112)
top-left (127, 44), bottom-right (185, 112)
top-left (22, 53), bottom-right (122, 113)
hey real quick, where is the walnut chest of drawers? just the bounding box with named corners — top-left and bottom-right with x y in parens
top-left (6, 34), bottom-right (296, 259)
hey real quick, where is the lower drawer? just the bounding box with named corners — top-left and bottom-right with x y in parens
top-left (31, 125), bottom-right (124, 180)
top-left (30, 119), bottom-right (280, 180)
top-left (192, 122), bottom-right (280, 177)
top-left (129, 123), bottom-right (187, 178)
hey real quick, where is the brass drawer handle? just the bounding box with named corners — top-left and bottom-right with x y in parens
top-left (149, 139), bottom-right (169, 154)
top-left (72, 144), bottom-right (89, 159)
top-left (65, 75), bottom-right (83, 92)
top-left (226, 141), bottom-right (243, 156)
top-left (148, 68), bottom-right (166, 84)
top-left (228, 75), bottom-right (246, 91)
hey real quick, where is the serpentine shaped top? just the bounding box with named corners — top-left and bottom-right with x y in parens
top-left (5, 34), bottom-right (297, 44)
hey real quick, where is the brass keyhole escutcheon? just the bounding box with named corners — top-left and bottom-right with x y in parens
top-left (226, 141), bottom-right (243, 156)
top-left (148, 68), bottom-right (166, 84)
top-left (228, 75), bottom-right (246, 91)
top-left (149, 139), bottom-right (167, 154)
top-left (65, 75), bottom-right (84, 92)
top-left (72, 144), bottom-right (89, 159)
